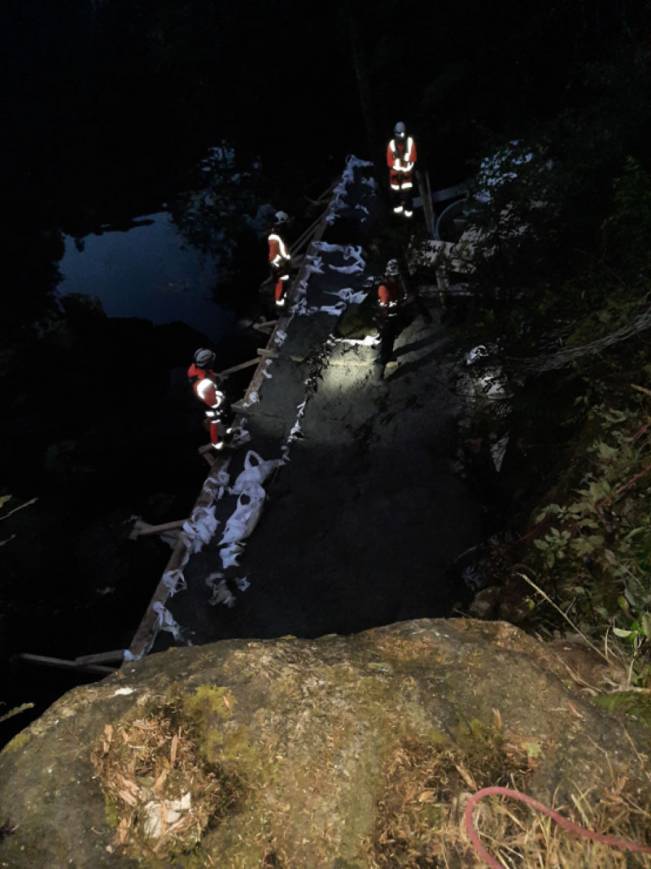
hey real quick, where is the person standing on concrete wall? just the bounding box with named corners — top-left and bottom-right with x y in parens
top-left (386, 122), bottom-right (417, 218)
top-left (187, 348), bottom-right (233, 451)
top-left (268, 211), bottom-right (292, 308)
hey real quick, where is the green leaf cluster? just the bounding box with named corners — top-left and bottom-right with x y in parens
top-left (602, 157), bottom-right (651, 272)
top-left (528, 402), bottom-right (651, 685)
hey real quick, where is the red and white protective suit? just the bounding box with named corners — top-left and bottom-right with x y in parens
top-left (377, 276), bottom-right (405, 312)
top-left (386, 135), bottom-right (417, 216)
top-left (376, 276), bottom-right (406, 370)
top-left (268, 231), bottom-right (291, 306)
top-left (187, 363), bottom-right (226, 449)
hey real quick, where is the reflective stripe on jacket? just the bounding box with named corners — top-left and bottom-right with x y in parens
top-left (386, 136), bottom-right (417, 172)
top-left (187, 364), bottom-right (224, 412)
top-left (268, 232), bottom-right (290, 266)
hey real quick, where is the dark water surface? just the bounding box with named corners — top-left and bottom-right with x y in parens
top-left (0, 140), bottom-right (275, 744)
top-left (58, 211), bottom-right (234, 339)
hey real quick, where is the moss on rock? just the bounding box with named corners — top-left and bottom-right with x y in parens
top-left (594, 690), bottom-right (651, 728)
top-left (1, 619), bottom-right (650, 867)
top-left (1, 731), bottom-right (30, 754)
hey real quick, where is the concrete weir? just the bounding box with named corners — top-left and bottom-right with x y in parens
top-left (127, 157), bottom-right (482, 659)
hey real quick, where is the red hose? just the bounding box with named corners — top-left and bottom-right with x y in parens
top-left (464, 786), bottom-right (651, 868)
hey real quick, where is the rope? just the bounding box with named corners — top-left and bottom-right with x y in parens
top-left (464, 786), bottom-right (651, 867)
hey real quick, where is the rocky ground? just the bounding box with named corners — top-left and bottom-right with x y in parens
top-left (1, 618), bottom-right (649, 867)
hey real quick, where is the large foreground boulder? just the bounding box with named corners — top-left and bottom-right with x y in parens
top-left (1, 619), bottom-right (649, 867)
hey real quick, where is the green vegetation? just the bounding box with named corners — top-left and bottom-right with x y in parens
top-left (1, 731), bottom-right (30, 754)
top-left (524, 399), bottom-right (651, 685)
top-left (595, 691), bottom-right (651, 728)
top-left (460, 154), bottom-right (651, 693)
top-left (603, 157), bottom-right (651, 272)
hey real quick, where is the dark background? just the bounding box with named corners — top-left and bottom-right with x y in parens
top-left (6, 1), bottom-right (649, 227)
top-left (4, 0), bottom-right (649, 348)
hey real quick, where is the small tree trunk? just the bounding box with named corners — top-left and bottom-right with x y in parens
top-left (345, 0), bottom-right (379, 160)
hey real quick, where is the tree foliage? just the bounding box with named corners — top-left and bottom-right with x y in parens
top-left (602, 157), bottom-right (651, 273)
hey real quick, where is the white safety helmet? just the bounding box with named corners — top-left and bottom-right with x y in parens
top-left (385, 259), bottom-right (400, 276)
top-left (274, 210), bottom-right (289, 225)
top-left (394, 121), bottom-right (407, 139)
top-left (465, 345), bottom-right (489, 366)
top-left (194, 348), bottom-right (216, 369)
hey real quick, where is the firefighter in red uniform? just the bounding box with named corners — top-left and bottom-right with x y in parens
top-left (375, 258), bottom-right (432, 378)
top-left (187, 348), bottom-right (232, 451)
top-left (267, 211), bottom-right (292, 308)
top-left (377, 259), bottom-right (406, 312)
top-left (375, 259), bottom-right (406, 375)
top-left (386, 121), bottom-right (417, 218)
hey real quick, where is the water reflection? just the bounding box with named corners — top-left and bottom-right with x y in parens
top-left (58, 211), bottom-right (235, 339)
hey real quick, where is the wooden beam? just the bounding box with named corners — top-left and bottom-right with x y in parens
top-left (304, 179), bottom-right (337, 206)
top-left (229, 400), bottom-right (252, 416)
top-left (126, 454), bottom-right (233, 662)
top-left (431, 181), bottom-right (470, 203)
top-left (197, 443), bottom-right (217, 465)
top-left (424, 171), bottom-right (435, 237)
top-left (631, 383), bottom-right (651, 399)
top-left (17, 653), bottom-right (115, 676)
top-left (252, 319), bottom-right (279, 334)
top-left (256, 348), bottom-right (279, 359)
top-left (130, 519), bottom-right (187, 539)
top-left (417, 170), bottom-right (435, 238)
top-left (0, 496), bottom-right (38, 522)
top-left (216, 357), bottom-right (261, 378)
top-left (289, 203), bottom-right (332, 255)
top-left (75, 649), bottom-right (125, 665)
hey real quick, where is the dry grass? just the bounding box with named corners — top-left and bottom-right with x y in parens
top-left (367, 723), bottom-right (651, 868)
top-left (91, 703), bottom-right (241, 861)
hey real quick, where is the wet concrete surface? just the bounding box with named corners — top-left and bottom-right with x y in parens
top-left (152, 162), bottom-right (484, 649)
top-left (164, 307), bottom-right (483, 645)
